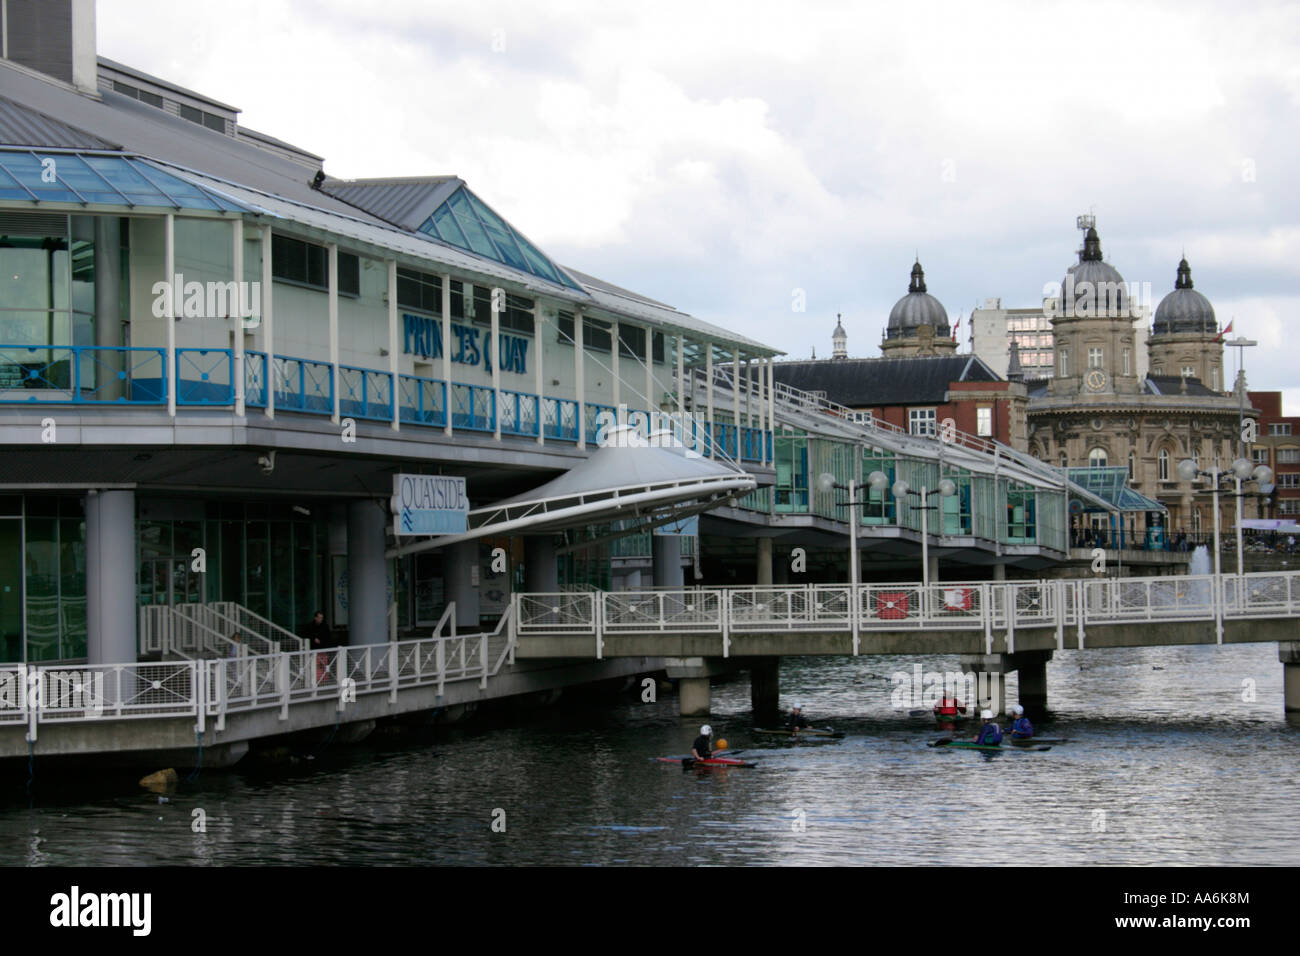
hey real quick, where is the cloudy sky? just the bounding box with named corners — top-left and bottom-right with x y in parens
top-left (100, 0), bottom-right (1300, 404)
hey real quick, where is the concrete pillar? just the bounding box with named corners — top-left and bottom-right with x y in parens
top-left (992, 563), bottom-right (1006, 581)
top-left (652, 535), bottom-right (684, 588)
top-left (679, 677), bottom-right (711, 716)
top-left (623, 568), bottom-right (642, 590)
top-left (346, 500), bottom-right (388, 645)
top-left (1280, 643), bottom-right (1300, 713)
top-left (749, 657), bottom-right (780, 725)
top-left (523, 536), bottom-right (558, 593)
top-left (1009, 649), bottom-right (1052, 712)
top-left (927, 550), bottom-right (939, 583)
top-left (445, 541), bottom-right (480, 630)
top-left (86, 489), bottom-right (136, 665)
top-left (757, 537), bottom-right (773, 586)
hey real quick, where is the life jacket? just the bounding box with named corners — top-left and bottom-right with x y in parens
top-left (976, 722), bottom-right (1003, 745)
top-left (936, 697), bottom-right (961, 716)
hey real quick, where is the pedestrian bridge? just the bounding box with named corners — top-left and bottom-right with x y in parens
top-left (513, 570), bottom-right (1300, 659)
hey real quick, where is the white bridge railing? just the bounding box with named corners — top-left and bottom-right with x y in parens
top-left (1, 606), bottom-right (517, 738)
top-left (514, 570), bottom-right (1300, 657)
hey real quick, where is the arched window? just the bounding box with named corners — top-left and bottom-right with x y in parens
top-left (1192, 508), bottom-right (1201, 533)
top-left (1089, 447), bottom-right (1107, 468)
top-left (1059, 348), bottom-right (1070, 377)
top-left (1158, 448), bottom-right (1170, 481)
top-left (1128, 452), bottom-right (1136, 481)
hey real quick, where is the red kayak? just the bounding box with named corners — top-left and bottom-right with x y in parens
top-left (655, 756), bottom-right (758, 768)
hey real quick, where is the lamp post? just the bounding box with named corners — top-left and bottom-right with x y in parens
top-left (889, 477), bottom-right (957, 614)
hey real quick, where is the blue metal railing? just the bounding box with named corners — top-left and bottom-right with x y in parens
top-left (0, 345), bottom-right (166, 404)
top-left (1, 344), bottom-right (773, 455)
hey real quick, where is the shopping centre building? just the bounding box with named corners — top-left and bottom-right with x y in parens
top-left (0, 0), bottom-right (1096, 672)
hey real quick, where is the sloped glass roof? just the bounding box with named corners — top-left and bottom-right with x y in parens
top-left (417, 185), bottom-right (583, 291)
top-left (1067, 467), bottom-right (1166, 513)
top-left (0, 149), bottom-right (249, 212)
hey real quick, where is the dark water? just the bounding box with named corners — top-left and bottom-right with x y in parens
top-left (3, 642), bottom-right (1297, 866)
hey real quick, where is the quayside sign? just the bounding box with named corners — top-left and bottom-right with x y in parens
top-left (392, 474), bottom-right (469, 536)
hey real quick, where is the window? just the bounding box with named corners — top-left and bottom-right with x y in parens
top-left (113, 80), bottom-right (164, 109)
top-left (1128, 452), bottom-right (1136, 480)
top-left (1152, 366), bottom-right (1163, 376)
top-left (1270, 423), bottom-right (1292, 436)
top-left (557, 312), bottom-right (612, 353)
top-left (1278, 449), bottom-right (1300, 464)
top-left (1192, 508), bottom-right (1202, 532)
top-left (1181, 365), bottom-right (1196, 379)
top-left (1281, 500), bottom-right (1300, 515)
top-left (1253, 448), bottom-right (1270, 464)
top-left (1088, 447), bottom-right (1107, 468)
top-left (1123, 348), bottom-right (1131, 376)
top-left (1212, 367), bottom-right (1220, 390)
top-left (1277, 473), bottom-right (1300, 488)
top-left (908, 408), bottom-right (937, 437)
top-left (1158, 448), bottom-right (1171, 481)
top-left (1088, 347), bottom-right (1103, 369)
top-left (1059, 348), bottom-right (1069, 377)
top-left (271, 234), bottom-right (360, 296)
top-left (396, 268), bottom-right (442, 315)
top-left (976, 406), bottom-right (993, 437)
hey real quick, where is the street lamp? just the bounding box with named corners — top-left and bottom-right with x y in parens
top-left (1178, 457), bottom-right (1274, 577)
top-left (889, 477), bottom-right (957, 597)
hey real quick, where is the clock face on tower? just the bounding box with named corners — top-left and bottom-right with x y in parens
top-left (1085, 369), bottom-right (1108, 392)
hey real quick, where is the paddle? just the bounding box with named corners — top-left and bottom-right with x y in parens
top-left (928, 737), bottom-right (954, 747)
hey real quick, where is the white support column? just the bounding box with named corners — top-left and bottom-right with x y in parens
top-left (387, 260), bottom-right (399, 431)
top-left (441, 273), bottom-right (452, 437)
top-left (232, 218), bottom-right (245, 417)
top-left (676, 333), bottom-right (685, 422)
top-left (644, 325), bottom-right (654, 429)
top-left (491, 287), bottom-right (502, 440)
top-left (575, 310), bottom-right (586, 450)
top-left (732, 350), bottom-right (741, 433)
top-left (164, 213), bottom-right (176, 418)
top-left (328, 242), bottom-right (340, 424)
top-left (534, 310), bottom-right (544, 445)
top-left (759, 356), bottom-right (769, 450)
top-left (261, 224), bottom-right (274, 419)
top-left (611, 318), bottom-right (620, 414)
top-left (705, 341), bottom-right (715, 459)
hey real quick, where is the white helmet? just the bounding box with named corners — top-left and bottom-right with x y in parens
top-left (980, 709), bottom-right (994, 720)
top-left (700, 724), bottom-right (712, 735)
top-left (1011, 704), bottom-right (1024, 715)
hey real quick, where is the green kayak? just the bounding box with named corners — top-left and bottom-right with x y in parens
top-left (929, 740), bottom-right (1052, 752)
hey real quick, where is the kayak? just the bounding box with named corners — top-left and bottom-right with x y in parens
top-left (929, 740), bottom-right (1052, 752)
top-left (655, 756), bottom-right (759, 767)
top-left (753, 727), bottom-right (845, 739)
top-left (1008, 737), bottom-right (1069, 746)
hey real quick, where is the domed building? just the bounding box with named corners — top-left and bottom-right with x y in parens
top-left (1025, 225), bottom-right (1250, 538)
top-left (881, 261), bottom-right (957, 357)
top-left (1148, 258), bottom-right (1224, 391)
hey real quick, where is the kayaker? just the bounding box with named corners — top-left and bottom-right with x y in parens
top-left (691, 724), bottom-right (714, 760)
top-left (973, 709), bottom-right (1003, 746)
top-left (785, 705), bottom-right (811, 731)
top-left (934, 694), bottom-right (966, 719)
top-left (1008, 704), bottom-right (1034, 739)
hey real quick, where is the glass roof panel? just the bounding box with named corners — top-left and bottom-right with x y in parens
top-left (414, 185), bottom-right (584, 291)
top-left (0, 149), bottom-right (250, 212)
